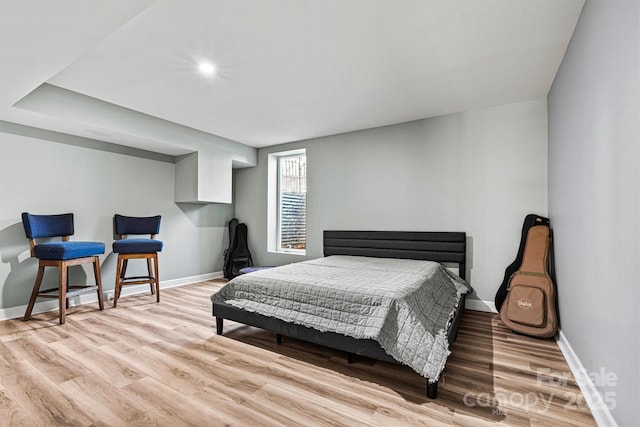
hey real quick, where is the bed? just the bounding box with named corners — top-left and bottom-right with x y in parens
top-left (211, 230), bottom-right (470, 399)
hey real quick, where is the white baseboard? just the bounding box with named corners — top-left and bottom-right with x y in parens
top-left (0, 271), bottom-right (223, 322)
top-left (556, 331), bottom-right (618, 427)
top-left (465, 297), bottom-right (497, 313)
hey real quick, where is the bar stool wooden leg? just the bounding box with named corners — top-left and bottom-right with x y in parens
top-left (120, 259), bottom-right (128, 299)
top-left (93, 256), bottom-right (104, 311)
top-left (147, 258), bottom-right (155, 295)
top-left (121, 259), bottom-right (128, 282)
top-left (24, 264), bottom-right (45, 321)
top-left (65, 266), bottom-right (71, 309)
top-left (59, 261), bottom-right (68, 325)
top-left (153, 253), bottom-right (160, 303)
top-left (113, 256), bottom-right (122, 308)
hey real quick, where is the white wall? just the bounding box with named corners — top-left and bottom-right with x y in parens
top-left (234, 99), bottom-right (549, 305)
top-left (548, 0), bottom-right (640, 425)
top-left (0, 130), bottom-right (232, 311)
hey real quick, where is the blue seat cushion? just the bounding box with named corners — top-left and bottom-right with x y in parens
top-left (34, 241), bottom-right (105, 260)
top-left (113, 239), bottom-right (163, 254)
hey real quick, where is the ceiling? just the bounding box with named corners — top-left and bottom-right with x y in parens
top-left (1, 0), bottom-right (584, 155)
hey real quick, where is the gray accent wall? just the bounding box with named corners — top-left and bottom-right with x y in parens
top-left (548, 1), bottom-right (640, 425)
top-left (234, 99), bottom-right (549, 306)
top-left (0, 130), bottom-right (233, 311)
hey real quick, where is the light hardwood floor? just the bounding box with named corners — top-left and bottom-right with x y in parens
top-left (0, 280), bottom-right (595, 426)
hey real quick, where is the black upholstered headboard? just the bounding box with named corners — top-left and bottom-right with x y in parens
top-left (323, 230), bottom-right (467, 280)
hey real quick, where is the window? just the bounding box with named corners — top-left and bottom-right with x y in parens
top-left (268, 149), bottom-right (306, 254)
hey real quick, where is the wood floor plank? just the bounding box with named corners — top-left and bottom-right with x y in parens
top-left (253, 382), bottom-right (375, 427)
top-left (182, 347), bottom-right (317, 427)
top-left (124, 376), bottom-right (230, 426)
top-left (0, 279), bottom-right (596, 426)
top-left (58, 376), bottom-right (134, 426)
top-left (189, 382), bottom-right (297, 426)
top-left (50, 337), bottom-right (146, 389)
top-left (0, 390), bottom-right (34, 427)
top-left (4, 334), bottom-right (85, 385)
top-left (1, 360), bottom-right (93, 427)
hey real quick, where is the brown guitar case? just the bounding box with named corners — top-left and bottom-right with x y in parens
top-left (500, 224), bottom-right (558, 338)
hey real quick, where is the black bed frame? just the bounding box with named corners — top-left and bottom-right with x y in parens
top-left (213, 230), bottom-right (467, 399)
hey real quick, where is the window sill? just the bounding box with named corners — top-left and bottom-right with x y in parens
top-left (269, 249), bottom-right (307, 256)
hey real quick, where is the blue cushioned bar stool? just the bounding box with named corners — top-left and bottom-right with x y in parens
top-left (21, 212), bottom-right (105, 324)
top-left (112, 214), bottom-right (163, 307)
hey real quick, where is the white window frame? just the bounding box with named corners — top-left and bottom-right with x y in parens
top-left (267, 148), bottom-right (306, 255)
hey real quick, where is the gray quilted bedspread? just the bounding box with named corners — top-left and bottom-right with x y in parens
top-left (211, 255), bottom-right (471, 382)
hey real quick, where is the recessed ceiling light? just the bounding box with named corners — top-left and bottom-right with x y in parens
top-left (198, 62), bottom-right (216, 75)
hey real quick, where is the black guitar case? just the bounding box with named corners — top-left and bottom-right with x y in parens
top-left (223, 218), bottom-right (238, 279)
top-left (495, 214), bottom-right (550, 311)
top-left (223, 218), bottom-right (254, 279)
